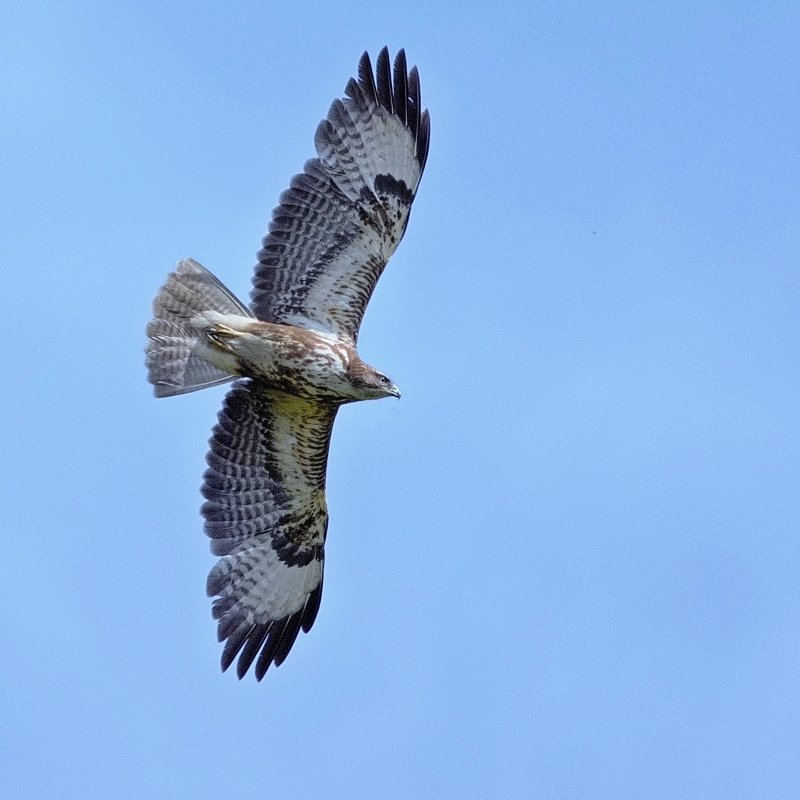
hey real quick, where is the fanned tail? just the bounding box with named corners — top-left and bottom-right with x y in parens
top-left (145, 259), bottom-right (253, 398)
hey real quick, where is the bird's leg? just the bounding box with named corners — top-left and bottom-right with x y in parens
top-left (203, 323), bottom-right (244, 355)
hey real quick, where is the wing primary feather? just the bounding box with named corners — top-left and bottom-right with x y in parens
top-left (301, 581), bottom-right (323, 632)
top-left (236, 624), bottom-right (271, 679)
top-left (254, 620), bottom-right (289, 680)
top-left (392, 49), bottom-right (408, 125)
top-left (375, 46), bottom-right (393, 113)
top-left (344, 77), bottom-right (364, 105)
top-left (214, 607), bottom-right (242, 640)
top-left (273, 609), bottom-right (305, 667)
top-left (220, 624), bottom-right (254, 672)
top-left (358, 50), bottom-right (377, 103)
top-left (418, 108), bottom-right (431, 172)
top-left (408, 65), bottom-right (421, 145)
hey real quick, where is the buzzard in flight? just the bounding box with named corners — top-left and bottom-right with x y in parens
top-left (145, 49), bottom-right (430, 680)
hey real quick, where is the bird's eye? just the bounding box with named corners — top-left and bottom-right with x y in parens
top-left (379, 375), bottom-right (389, 384)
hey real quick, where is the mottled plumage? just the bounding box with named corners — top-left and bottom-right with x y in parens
top-left (145, 48), bottom-right (429, 680)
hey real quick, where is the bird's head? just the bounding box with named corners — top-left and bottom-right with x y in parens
top-left (348, 360), bottom-right (401, 400)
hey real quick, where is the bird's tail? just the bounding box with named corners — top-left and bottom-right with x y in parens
top-left (145, 258), bottom-right (254, 398)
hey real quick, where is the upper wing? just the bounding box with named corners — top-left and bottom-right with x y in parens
top-left (201, 380), bottom-right (336, 680)
top-left (250, 47), bottom-right (430, 343)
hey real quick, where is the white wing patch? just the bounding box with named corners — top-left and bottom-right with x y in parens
top-left (208, 528), bottom-right (324, 623)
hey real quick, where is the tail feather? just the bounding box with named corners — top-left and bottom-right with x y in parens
top-left (146, 259), bottom-right (253, 398)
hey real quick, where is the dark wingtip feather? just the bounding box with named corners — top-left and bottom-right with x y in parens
top-left (392, 49), bottom-right (408, 125)
top-left (418, 109), bottom-right (431, 173)
top-left (344, 77), bottom-right (362, 103)
top-left (355, 49), bottom-right (430, 175)
top-left (375, 46), bottom-right (393, 113)
top-left (358, 50), bottom-right (377, 102)
top-left (214, 585), bottom-right (322, 679)
top-left (273, 610), bottom-right (304, 667)
top-left (359, 49), bottom-right (430, 174)
top-left (236, 624), bottom-right (271, 679)
top-left (220, 623), bottom-right (252, 672)
top-left (254, 622), bottom-right (286, 681)
top-left (228, 586), bottom-right (322, 680)
top-left (301, 581), bottom-right (323, 633)
top-left (407, 65), bottom-right (421, 142)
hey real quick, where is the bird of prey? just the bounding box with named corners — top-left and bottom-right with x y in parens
top-left (145, 48), bottom-right (430, 680)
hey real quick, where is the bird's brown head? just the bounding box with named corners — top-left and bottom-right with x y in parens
top-left (348, 359), bottom-right (401, 400)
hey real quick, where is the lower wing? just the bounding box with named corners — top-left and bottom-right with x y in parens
top-left (201, 380), bottom-right (337, 680)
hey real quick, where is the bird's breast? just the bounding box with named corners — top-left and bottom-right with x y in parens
top-left (214, 320), bottom-right (357, 400)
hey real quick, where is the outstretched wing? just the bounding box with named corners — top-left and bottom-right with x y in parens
top-left (201, 381), bottom-right (336, 680)
top-left (251, 47), bottom-right (430, 343)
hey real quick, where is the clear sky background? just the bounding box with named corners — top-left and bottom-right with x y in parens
top-left (2, 2), bottom-right (799, 797)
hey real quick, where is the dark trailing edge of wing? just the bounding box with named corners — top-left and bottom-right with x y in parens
top-left (216, 581), bottom-right (324, 681)
top-left (348, 47), bottom-right (430, 174)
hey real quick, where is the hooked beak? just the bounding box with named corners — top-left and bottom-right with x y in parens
top-left (389, 384), bottom-right (401, 399)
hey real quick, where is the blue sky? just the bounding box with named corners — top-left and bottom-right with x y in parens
top-left (2, 1), bottom-right (799, 797)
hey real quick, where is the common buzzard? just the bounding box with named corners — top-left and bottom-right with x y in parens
top-left (145, 48), bottom-right (430, 680)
